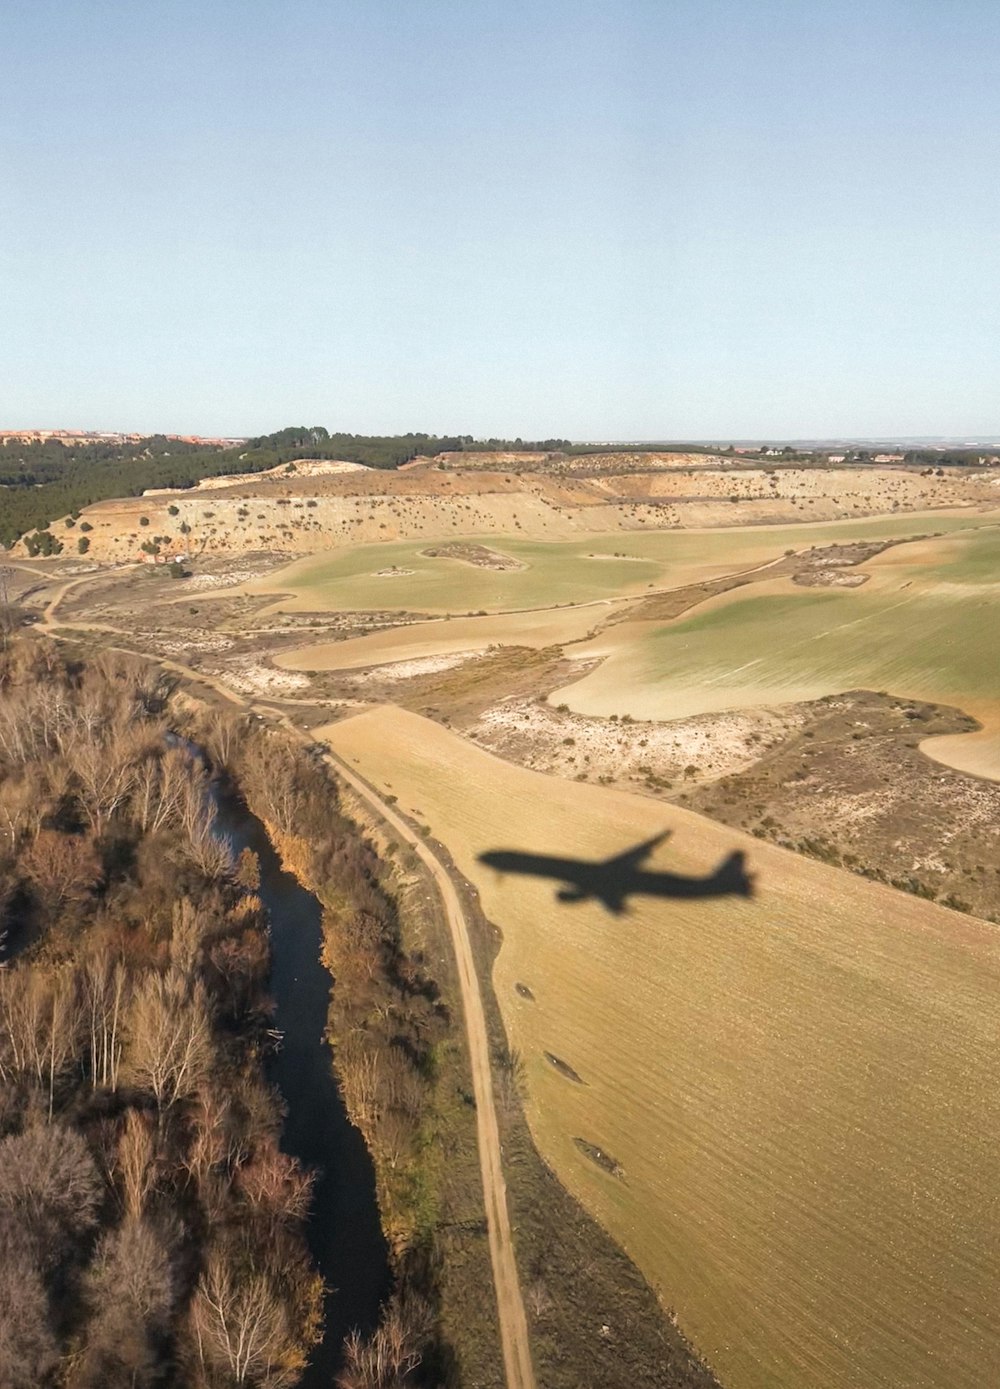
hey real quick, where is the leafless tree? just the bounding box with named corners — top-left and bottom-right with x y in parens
top-left (77, 1214), bottom-right (174, 1387)
top-left (336, 1295), bottom-right (429, 1389)
top-left (237, 1142), bottom-right (314, 1226)
top-left (131, 747), bottom-right (191, 834)
top-left (200, 707), bottom-right (247, 771)
top-left (0, 1232), bottom-right (59, 1388)
top-left (82, 953), bottom-right (129, 1090)
top-left (73, 735), bottom-right (140, 832)
top-left (0, 772), bottom-right (42, 846)
top-left (191, 1246), bottom-right (301, 1387)
top-left (21, 829), bottom-right (101, 927)
top-left (0, 968), bottom-right (81, 1111)
top-left (122, 969), bottom-right (213, 1109)
top-left (0, 1123), bottom-right (102, 1268)
top-left (116, 1107), bottom-right (158, 1218)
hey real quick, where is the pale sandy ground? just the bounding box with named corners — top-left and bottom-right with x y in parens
top-left (467, 697), bottom-right (802, 783)
top-left (142, 458), bottom-right (370, 496)
top-left (921, 699), bottom-right (1000, 780)
top-left (149, 633), bottom-right (236, 656)
top-left (275, 604), bottom-right (617, 672)
top-left (344, 652), bottom-right (474, 682)
top-left (174, 566), bottom-right (276, 591)
top-left (220, 664), bottom-right (313, 697)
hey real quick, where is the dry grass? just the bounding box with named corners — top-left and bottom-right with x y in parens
top-left (321, 707), bottom-right (1000, 1389)
top-left (275, 605), bottom-right (613, 672)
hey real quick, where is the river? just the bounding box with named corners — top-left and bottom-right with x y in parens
top-left (213, 791), bottom-right (391, 1384)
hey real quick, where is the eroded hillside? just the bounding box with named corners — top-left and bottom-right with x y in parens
top-left (14, 456), bottom-right (1000, 563)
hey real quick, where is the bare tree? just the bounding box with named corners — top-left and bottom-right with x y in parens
top-left (0, 1123), bottom-right (102, 1267)
top-left (0, 1233), bottom-right (59, 1388)
top-left (116, 1107), bottom-right (158, 1218)
top-left (78, 1214), bottom-right (174, 1387)
top-left (237, 1142), bottom-right (314, 1226)
top-left (200, 707), bottom-right (246, 771)
top-left (44, 967), bottom-right (82, 1118)
top-left (82, 953), bottom-right (129, 1090)
top-left (73, 735), bottom-right (140, 832)
top-left (122, 970), bottom-right (213, 1109)
top-left (131, 747), bottom-right (190, 834)
top-left (21, 829), bottom-right (101, 927)
top-left (336, 1296), bottom-right (430, 1389)
top-left (0, 773), bottom-right (41, 846)
top-left (191, 1247), bottom-right (301, 1387)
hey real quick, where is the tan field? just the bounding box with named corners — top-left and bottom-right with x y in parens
top-left (275, 603), bottom-right (617, 672)
top-left (322, 707), bottom-right (1000, 1389)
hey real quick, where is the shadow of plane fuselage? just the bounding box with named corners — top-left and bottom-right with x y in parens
top-left (477, 832), bottom-right (753, 915)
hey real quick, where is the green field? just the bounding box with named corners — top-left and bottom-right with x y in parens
top-left (326, 708), bottom-right (1000, 1389)
top-left (251, 511), bottom-right (996, 615)
top-left (556, 526), bottom-right (1000, 726)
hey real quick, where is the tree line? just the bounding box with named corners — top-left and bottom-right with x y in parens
top-left (0, 639), bottom-right (321, 1387)
top-left (0, 426), bottom-right (569, 548)
top-left (214, 721), bottom-right (456, 1388)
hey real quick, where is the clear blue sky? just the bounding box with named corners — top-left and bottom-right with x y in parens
top-left (3, 0), bottom-right (999, 440)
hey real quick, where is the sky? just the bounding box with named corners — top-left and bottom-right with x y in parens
top-left (2, 0), bottom-right (1000, 440)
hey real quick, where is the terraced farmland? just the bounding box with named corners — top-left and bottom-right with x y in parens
top-left (250, 510), bottom-right (994, 616)
top-left (323, 707), bottom-right (1000, 1389)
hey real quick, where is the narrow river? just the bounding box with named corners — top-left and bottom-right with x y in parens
top-left (213, 792), bottom-right (391, 1384)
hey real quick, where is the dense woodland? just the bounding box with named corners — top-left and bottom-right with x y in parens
top-left (0, 641), bottom-right (323, 1387)
top-left (0, 632), bottom-right (461, 1386)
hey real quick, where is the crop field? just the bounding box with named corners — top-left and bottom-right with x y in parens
top-left (250, 511), bottom-right (995, 616)
top-left (323, 707), bottom-right (1000, 1389)
top-left (275, 603), bottom-right (615, 673)
top-left (554, 527), bottom-right (1000, 775)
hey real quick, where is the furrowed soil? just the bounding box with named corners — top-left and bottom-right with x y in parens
top-left (321, 707), bottom-right (1000, 1389)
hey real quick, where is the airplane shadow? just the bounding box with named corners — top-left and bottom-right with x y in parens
top-left (477, 831), bottom-right (754, 915)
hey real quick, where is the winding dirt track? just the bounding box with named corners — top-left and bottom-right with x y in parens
top-left (320, 746), bottom-right (536, 1389)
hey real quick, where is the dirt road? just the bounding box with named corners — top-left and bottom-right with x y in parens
top-left (321, 746), bottom-right (537, 1389)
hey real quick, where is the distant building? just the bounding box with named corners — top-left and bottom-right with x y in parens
top-left (873, 453), bottom-right (905, 463)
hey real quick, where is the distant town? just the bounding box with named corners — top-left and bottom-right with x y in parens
top-left (0, 428), bottom-right (247, 448)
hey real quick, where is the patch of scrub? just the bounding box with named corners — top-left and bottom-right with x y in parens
top-left (469, 696), bottom-right (800, 784)
top-left (346, 652), bottom-right (475, 682)
top-left (575, 1138), bottom-right (624, 1178)
top-left (420, 542), bottom-right (525, 570)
